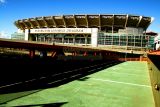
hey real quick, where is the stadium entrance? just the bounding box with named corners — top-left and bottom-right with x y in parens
top-left (25, 28), bottom-right (98, 47)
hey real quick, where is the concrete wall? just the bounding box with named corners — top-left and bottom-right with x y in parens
top-left (148, 55), bottom-right (160, 107)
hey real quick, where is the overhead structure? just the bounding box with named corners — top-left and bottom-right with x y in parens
top-left (14, 14), bottom-right (153, 31)
top-left (14, 14), bottom-right (154, 51)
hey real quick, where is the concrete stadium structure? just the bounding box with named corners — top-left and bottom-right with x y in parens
top-left (14, 14), bottom-right (154, 51)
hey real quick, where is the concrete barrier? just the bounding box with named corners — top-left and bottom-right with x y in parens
top-left (148, 55), bottom-right (160, 107)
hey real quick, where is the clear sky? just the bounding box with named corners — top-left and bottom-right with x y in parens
top-left (0, 0), bottom-right (160, 38)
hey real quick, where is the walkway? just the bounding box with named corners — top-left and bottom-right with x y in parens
top-left (0, 62), bottom-right (155, 107)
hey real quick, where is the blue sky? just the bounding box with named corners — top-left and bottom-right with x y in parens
top-left (0, 0), bottom-right (160, 38)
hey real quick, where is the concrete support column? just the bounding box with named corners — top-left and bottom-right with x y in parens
top-left (36, 35), bottom-right (38, 41)
top-left (91, 28), bottom-right (98, 47)
top-left (73, 35), bottom-right (76, 45)
top-left (84, 35), bottom-right (88, 45)
top-left (83, 52), bottom-right (87, 56)
top-left (126, 35), bottom-right (128, 50)
top-left (44, 36), bottom-right (46, 42)
top-left (112, 26), bottom-right (114, 46)
top-left (72, 52), bottom-right (77, 56)
top-left (29, 50), bottom-right (35, 58)
top-left (52, 35), bottom-right (55, 44)
top-left (25, 29), bottom-right (29, 41)
top-left (62, 37), bottom-right (64, 44)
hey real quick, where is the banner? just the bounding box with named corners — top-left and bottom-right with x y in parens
top-left (30, 28), bottom-right (92, 34)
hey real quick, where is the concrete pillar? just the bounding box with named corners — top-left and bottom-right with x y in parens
top-left (44, 36), bottom-right (46, 42)
top-left (72, 52), bottom-right (77, 56)
top-left (85, 35), bottom-right (88, 45)
top-left (25, 29), bottom-right (29, 41)
top-left (83, 52), bottom-right (87, 56)
top-left (29, 50), bottom-right (35, 58)
top-left (73, 35), bottom-right (76, 45)
top-left (62, 37), bottom-right (64, 44)
top-left (36, 35), bottom-right (38, 41)
top-left (72, 52), bottom-right (75, 56)
top-left (91, 28), bottom-right (98, 47)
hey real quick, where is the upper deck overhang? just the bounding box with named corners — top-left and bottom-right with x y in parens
top-left (14, 14), bottom-right (153, 31)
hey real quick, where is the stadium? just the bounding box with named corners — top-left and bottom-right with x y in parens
top-left (14, 14), bottom-right (154, 51)
top-left (1, 14), bottom-right (160, 107)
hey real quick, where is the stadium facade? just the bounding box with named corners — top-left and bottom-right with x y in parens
top-left (14, 14), bottom-right (154, 50)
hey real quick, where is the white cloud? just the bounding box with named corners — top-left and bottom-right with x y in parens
top-left (0, 0), bottom-right (5, 3)
top-left (0, 31), bottom-right (11, 39)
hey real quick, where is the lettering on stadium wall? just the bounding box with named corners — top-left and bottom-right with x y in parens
top-left (30, 28), bottom-right (92, 34)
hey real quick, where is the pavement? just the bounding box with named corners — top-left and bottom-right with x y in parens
top-left (0, 61), bottom-right (155, 107)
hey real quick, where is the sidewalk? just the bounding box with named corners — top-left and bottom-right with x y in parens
top-left (0, 62), bottom-right (155, 107)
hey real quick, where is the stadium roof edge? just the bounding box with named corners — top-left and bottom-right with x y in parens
top-left (14, 14), bottom-right (153, 30)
